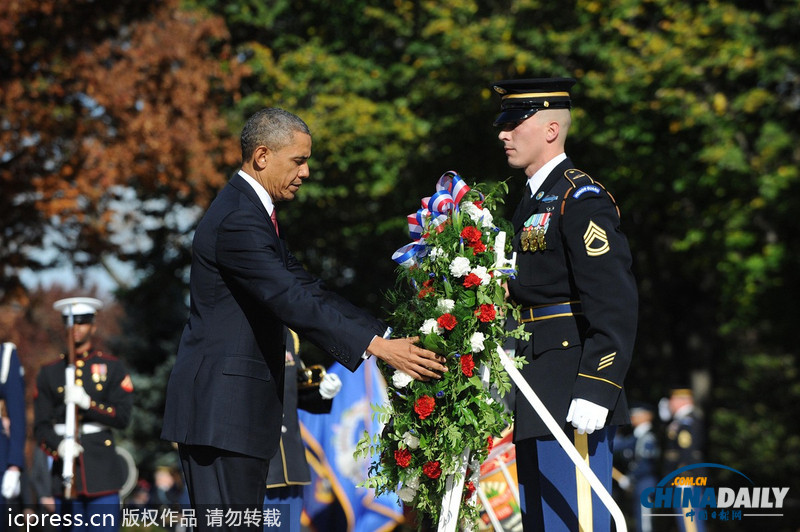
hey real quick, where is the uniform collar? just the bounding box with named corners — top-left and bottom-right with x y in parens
top-left (526, 152), bottom-right (567, 198)
top-left (238, 169), bottom-right (275, 216)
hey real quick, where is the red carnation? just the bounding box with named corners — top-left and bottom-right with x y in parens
top-left (463, 273), bottom-right (481, 288)
top-left (461, 226), bottom-right (482, 244)
top-left (394, 449), bottom-right (412, 468)
top-left (464, 481), bottom-right (476, 499)
top-left (437, 313), bottom-right (457, 331)
top-left (487, 436), bottom-right (494, 452)
top-left (461, 354), bottom-right (475, 377)
top-left (423, 461), bottom-right (442, 479)
top-left (417, 279), bottom-right (435, 298)
top-left (476, 304), bottom-right (496, 322)
top-left (471, 241), bottom-right (486, 254)
top-left (414, 395), bottom-right (436, 420)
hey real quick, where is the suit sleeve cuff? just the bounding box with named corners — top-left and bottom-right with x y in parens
top-left (362, 327), bottom-right (393, 360)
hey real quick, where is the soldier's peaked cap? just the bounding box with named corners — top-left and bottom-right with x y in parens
top-left (53, 297), bottom-right (104, 317)
top-left (491, 77), bottom-right (576, 126)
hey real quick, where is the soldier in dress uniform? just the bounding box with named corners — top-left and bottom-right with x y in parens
top-left (263, 330), bottom-right (342, 532)
top-left (663, 388), bottom-right (706, 532)
top-left (614, 404), bottom-right (659, 532)
top-left (33, 297), bottom-right (134, 531)
top-left (0, 341), bottom-right (26, 531)
top-left (491, 77), bottom-right (639, 531)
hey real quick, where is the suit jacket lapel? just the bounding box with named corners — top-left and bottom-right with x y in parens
top-left (229, 173), bottom-right (288, 264)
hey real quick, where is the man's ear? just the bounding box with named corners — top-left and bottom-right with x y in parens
top-left (253, 145), bottom-right (271, 170)
top-left (545, 120), bottom-right (560, 143)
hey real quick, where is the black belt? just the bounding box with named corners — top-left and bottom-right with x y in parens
top-left (519, 301), bottom-right (582, 323)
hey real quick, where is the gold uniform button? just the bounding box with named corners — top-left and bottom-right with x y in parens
top-left (104, 440), bottom-right (112, 446)
top-left (76, 360), bottom-right (85, 367)
top-left (106, 407), bottom-right (113, 413)
top-left (76, 369), bottom-right (83, 377)
top-left (562, 340), bottom-right (569, 347)
top-left (75, 379), bottom-right (83, 386)
top-left (96, 384), bottom-right (103, 391)
top-left (57, 386), bottom-right (64, 393)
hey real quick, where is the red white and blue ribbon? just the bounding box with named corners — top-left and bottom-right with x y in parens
top-left (392, 171), bottom-right (471, 265)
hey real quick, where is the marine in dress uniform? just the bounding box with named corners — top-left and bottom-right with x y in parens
top-left (492, 78), bottom-right (639, 531)
top-left (262, 330), bottom-right (341, 532)
top-left (663, 388), bottom-right (706, 532)
top-left (0, 341), bottom-right (26, 531)
top-left (33, 297), bottom-right (134, 531)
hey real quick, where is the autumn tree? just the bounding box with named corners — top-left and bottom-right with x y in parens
top-left (0, 0), bottom-right (246, 299)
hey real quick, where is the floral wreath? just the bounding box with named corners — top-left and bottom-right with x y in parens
top-left (356, 171), bottom-right (528, 529)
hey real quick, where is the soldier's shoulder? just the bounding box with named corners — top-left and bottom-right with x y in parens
top-left (40, 354), bottom-right (66, 368)
top-left (562, 168), bottom-right (607, 200)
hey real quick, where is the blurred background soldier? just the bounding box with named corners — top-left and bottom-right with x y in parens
top-left (263, 330), bottom-right (342, 532)
top-left (33, 297), bottom-right (134, 532)
top-left (0, 341), bottom-right (26, 531)
top-left (614, 403), bottom-right (659, 532)
top-left (662, 387), bottom-right (705, 532)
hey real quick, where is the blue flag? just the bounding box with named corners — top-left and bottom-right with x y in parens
top-left (299, 358), bottom-right (403, 532)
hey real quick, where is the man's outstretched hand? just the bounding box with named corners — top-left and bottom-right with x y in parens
top-left (367, 336), bottom-right (447, 381)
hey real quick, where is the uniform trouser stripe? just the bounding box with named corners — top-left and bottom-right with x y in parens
top-left (575, 431), bottom-right (593, 531)
top-left (517, 426), bottom-right (615, 531)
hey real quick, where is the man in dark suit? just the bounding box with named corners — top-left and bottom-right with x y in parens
top-left (491, 78), bottom-right (638, 531)
top-left (161, 108), bottom-right (446, 529)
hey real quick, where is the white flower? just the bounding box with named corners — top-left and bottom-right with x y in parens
top-left (402, 431), bottom-right (420, 449)
top-left (461, 201), bottom-right (481, 222)
top-left (449, 256), bottom-right (471, 277)
top-left (480, 209), bottom-right (494, 228)
top-left (462, 201), bottom-right (494, 228)
top-left (392, 370), bottom-right (413, 389)
top-left (405, 474), bottom-right (420, 490)
top-left (430, 246), bottom-right (446, 260)
top-left (470, 332), bottom-right (486, 352)
top-left (398, 485), bottom-right (416, 503)
top-left (419, 318), bottom-right (442, 335)
top-left (436, 298), bottom-right (455, 313)
top-left (471, 266), bottom-right (491, 285)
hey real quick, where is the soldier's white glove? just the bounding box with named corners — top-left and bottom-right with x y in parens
top-left (1, 469), bottom-right (20, 499)
top-left (319, 373), bottom-right (342, 400)
top-left (566, 398), bottom-right (609, 435)
top-left (64, 383), bottom-right (91, 410)
top-left (57, 439), bottom-right (84, 463)
top-left (658, 397), bottom-right (672, 422)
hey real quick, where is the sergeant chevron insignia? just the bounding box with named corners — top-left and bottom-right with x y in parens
top-left (583, 220), bottom-right (610, 256)
top-left (598, 352), bottom-right (616, 371)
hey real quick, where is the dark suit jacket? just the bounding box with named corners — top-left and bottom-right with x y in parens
top-left (508, 157), bottom-right (638, 440)
top-left (161, 174), bottom-right (384, 460)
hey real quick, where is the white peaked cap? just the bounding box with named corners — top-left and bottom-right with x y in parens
top-left (53, 297), bottom-right (104, 316)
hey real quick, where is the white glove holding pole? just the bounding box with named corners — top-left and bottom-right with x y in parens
top-left (1, 469), bottom-right (20, 500)
top-left (57, 439), bottom-right (84, 463)
top-left (566, 398), bottom-right (609, 435)
top-left (319, 373), bottom-right (342, 399)
top-left (64, 383), bottom-right (91, 410)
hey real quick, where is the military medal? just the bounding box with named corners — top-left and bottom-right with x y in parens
top-left (91, 363), bottom-right (108, 383)
top-left (521, 213), bottom-right (551, 252)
